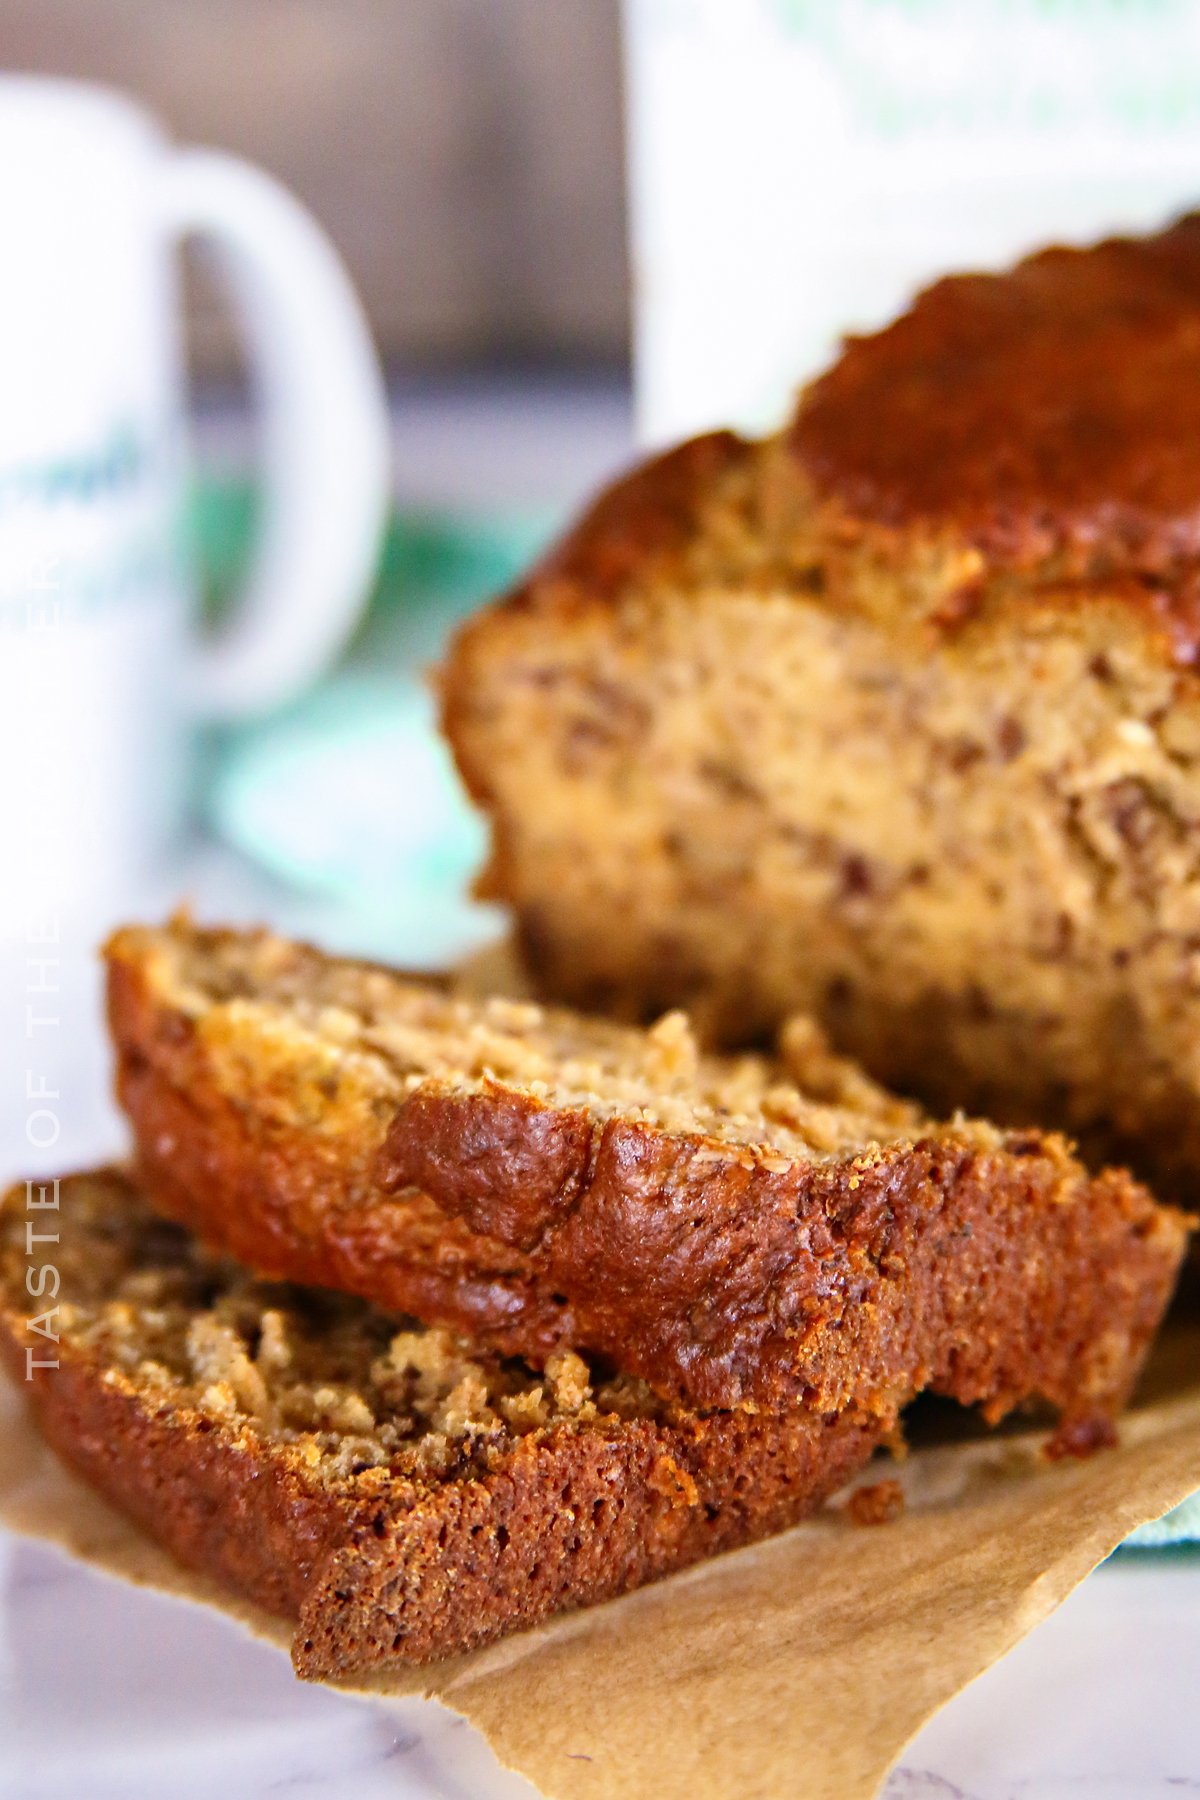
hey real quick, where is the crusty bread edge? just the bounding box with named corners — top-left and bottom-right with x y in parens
top-left (104, 933), bottom-right (579, 1360)
top-left (0, 1185), bottom-right (884, 1678)
top-left (106, 925), bottom-right (1191, 1422)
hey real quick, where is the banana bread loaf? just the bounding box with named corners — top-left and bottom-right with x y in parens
top-left (442, 214), bottom-right (1200, 1198)
top-left (0, 1168), bottom-right (883, 1676)
top-left (106, 918), bottom-right (1188, 1423)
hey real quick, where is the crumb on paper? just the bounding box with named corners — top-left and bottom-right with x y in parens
top-left (1044, 1413), bottom-right (1119, 1462)
top-left (846, 1478), bottom-right (905, 1526)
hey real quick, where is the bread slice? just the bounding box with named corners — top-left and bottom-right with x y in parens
top-left (106, 918), bottom-right (1188, 1425)
top-left (441, 215), bottom-right (1200, 1199)
top-left (0, 1169), bottom-right (884, 1677)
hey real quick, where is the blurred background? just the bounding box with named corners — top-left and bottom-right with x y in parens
top-left (8, 0), bottom-right (1200, 1164)
top-left (3, 11), bottom-right (1200, 1760)
top-left (5, 0), bottom-right (631, 378)
top-left (7, 0), bottom-right (634, 525)
top-left (0, 0), bottom-right (636, 1167)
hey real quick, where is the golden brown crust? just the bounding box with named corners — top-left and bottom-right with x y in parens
top-left (786, 214), bottom-right (1200, 667)
top-left (294, 1399), bottom-right (880, 1677)
top-left (0, 1171), bottom-right (883, 1677)
top-left (106, 926), bottom-right (1188, 1425)
top-left (504, 430), bottom-right (753, 611)
top-left (107, 947), bottom-right (580, 1359)
top-left (382, 1086), bottom-right (1185, 1422)
top-left (446, 219), bottom-right (1200, 677)
top-left (790, 215), bottom-right (1200, 580)
top-left (0, 1321), bottom-right (354, 1621)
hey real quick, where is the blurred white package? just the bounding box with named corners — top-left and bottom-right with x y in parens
top-left (624, 0), bottom-right (1200, 446)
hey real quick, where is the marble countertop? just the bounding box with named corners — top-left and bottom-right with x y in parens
top-left (2, 1523), bottom-right (1197, 1800)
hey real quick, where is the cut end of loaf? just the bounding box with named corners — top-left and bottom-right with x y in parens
top-left (439, 221), bottom-right (1200, 1206)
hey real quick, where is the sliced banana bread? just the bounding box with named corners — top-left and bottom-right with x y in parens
top-left (106, 918), bottom-right (1188, 1423)
top-left (0, 1168), bottom-right (884, 1676)
top-left (442, 214), bottom-right (1200, 1198)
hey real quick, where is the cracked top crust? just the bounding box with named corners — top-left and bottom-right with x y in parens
top-left (790, 214), bottom-right (1200, 577)
top-left (482, 216), bottom-right (1200, 670)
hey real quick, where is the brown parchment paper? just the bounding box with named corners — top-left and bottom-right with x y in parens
top-left (2, 1322), bottom-right (1199, 1800)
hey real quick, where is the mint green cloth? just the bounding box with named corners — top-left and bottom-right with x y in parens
top-left (193, 479), bottom-right (558, 666)
top-left (1123, 1491), bottom-right (1200, 1550)
top-left (199, 483), bottom-right (554, 964)
top-left (209, 673), bottom-right (502, 968)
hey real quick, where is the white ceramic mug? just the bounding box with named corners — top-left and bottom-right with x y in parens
top-left (0, 76), bottom-right (390, 939)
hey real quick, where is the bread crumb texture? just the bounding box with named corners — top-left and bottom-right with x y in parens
top-left (110, 916), bottom-right (923, 1166)
top-left (0, 1170), bottom-right (886, 1674)
top-left (0, 1169), bottom-right (656, 1490)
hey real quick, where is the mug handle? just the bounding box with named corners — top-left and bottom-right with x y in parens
top-left (157, 149), bottom-right (390, 719)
